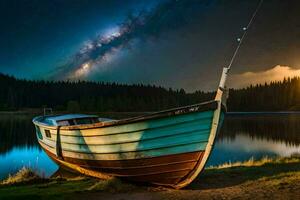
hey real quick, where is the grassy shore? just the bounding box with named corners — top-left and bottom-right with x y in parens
top-left (1, 156), bottom-right (299, 200)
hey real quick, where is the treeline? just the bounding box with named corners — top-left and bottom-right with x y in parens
top-left (228, 77), bottom-right (300, 111)
top-left (1, 73), bottom-right (300, 112)
top-left (0, 73), bottom-right (213, 112)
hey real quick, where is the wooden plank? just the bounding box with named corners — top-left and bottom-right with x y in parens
top-left (48, 117), bottom-right (211, 139)
top-left (39, 130), bottom-right (209, 154)
top-left (56, 111), bottom-right (213, 137)
top-left (45, 149), bottom-right (202, 169)
top-left (39, 141), bottom-right (206, 160)
top-left (55, 127), bottom-right (211, 145)
top-left (43, 148), bottom-right (204, 186)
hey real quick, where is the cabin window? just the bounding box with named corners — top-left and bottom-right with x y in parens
top-left (91, 118), bottom-right (99, 123)
top-left (76, 118), bottom-right (89, 125)
top-left (75, 118), bottom-right (98, 125)
top-left (68, 120), bottom-right (75, 125)
top-left (35, 126), bottom-right (43, 140)
top-left (45, 130), bottom-right (51, 138)
top-left (56, 118), bottom-right (98, 126)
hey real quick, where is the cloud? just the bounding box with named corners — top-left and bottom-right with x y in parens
top-left (228, 65), bottom-right (300, 88)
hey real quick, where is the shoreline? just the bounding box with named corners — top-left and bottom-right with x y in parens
top-left (0, 111), bottom-right (153, 118)
top-left (227, 111), bottom-right (300, 115)
top-left (1, 156), bottom-right (299, 199)
top-left (1, 110), bottom-right (300, 115)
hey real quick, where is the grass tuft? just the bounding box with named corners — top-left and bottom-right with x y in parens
top-left (1, 167), bottom-right (47, 186)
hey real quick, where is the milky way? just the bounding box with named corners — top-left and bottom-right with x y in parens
top-left (2, 0), bottom-right (300, 91)
top-left (54, 0), bottom-right (214, 80)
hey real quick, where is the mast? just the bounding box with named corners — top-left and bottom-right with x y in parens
top-left (215, 0), bottom-right (264, 102)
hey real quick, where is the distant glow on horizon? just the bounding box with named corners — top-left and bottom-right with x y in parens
top-left (229, 65), bottom-right (300, 88)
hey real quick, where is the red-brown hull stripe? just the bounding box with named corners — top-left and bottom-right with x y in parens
top-left (43, 148), bottom-right (205, 185)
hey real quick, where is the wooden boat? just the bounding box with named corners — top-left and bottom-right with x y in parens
top-left (31, 0), bottom-right (265, 188)
top-left (32, 67), bottom-right (229, 189)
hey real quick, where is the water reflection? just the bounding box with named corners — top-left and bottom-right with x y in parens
top-left (0, 114), bottom-right (57, 179)
top-left (219, 114), bottom-right (300, 146)
top-left (0, 114), bottom-right (37, 154)
top-left (207, 113), bottom-right (300, 166)
top-left (0, 113), bottom-right (300, 179)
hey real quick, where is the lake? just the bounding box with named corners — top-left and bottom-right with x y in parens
top-left (0, 113), bottom-right (300, 180)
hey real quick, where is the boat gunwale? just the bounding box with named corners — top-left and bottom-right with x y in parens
top-left (33, 100), bottom-right (218, 130)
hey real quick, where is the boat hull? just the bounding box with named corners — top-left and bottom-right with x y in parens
top-left (43, 148), bottom-right (205, 185)
top-left (33, 100), bottom-right (224, 188)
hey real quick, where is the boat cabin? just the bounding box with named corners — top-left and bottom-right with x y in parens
top-left (40, 114), bottom-right (111, 126)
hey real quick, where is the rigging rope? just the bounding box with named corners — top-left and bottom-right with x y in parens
top-left (227, 0), bottom-right (264, 70)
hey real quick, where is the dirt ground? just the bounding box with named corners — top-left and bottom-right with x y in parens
top-left (73, 159), bottom-right (300, 200)
top-left (1, 157), bottom-right (300, 200)
top-left (75, 175), bottom-right (300, 200)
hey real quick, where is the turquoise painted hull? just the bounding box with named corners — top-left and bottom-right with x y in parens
top-left (33, 100), bottom-right (224, 188)
top-left (38, 111), bottom-right (214, 157)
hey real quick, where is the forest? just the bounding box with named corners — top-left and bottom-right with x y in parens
top-left (1, 73), bottom-right (300, 112)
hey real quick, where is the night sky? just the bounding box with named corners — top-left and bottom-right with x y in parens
top-left (1, 0), bottom-right (300, 91)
